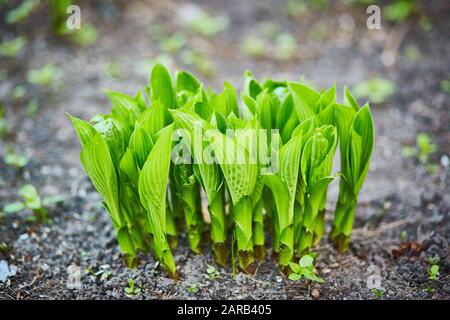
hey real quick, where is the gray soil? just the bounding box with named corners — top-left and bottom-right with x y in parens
top-left (0, 0), bottom-right (449, 300)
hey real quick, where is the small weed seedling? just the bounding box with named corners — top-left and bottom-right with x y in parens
top-left (371, 288), bottom-right (385, 299)
top-left (206, 265), bottom-right (218, 280)
top-left (352, 77), bottom-right (396, 104)
top-left (6, 0), bottom-right (39, 24)
top-left (0, 36), bottom-right (26, 57)
top-left (187, 283), bottom-right (199, 294)
top-left (428, 264), bottom-right (439, 281)
top-left (2, 184), bottom-right (62, 222)
top-left (4, 151), bottom-right (28, 168)
top-left (26, 64), bottom-right (62, 87)
top-left (124, 278), bottom-right (142, 297)
top-left (288, 254), bottom-right (324, 284)
top-left (402, 132), bottom-right (438, 173)
top-left (441, 79), bottom-right (450, 93)
top-left (400, 230), bottom-right (408, 241)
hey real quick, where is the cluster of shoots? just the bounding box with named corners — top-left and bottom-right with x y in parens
top-left (69, 64), bottom-right (374, 278)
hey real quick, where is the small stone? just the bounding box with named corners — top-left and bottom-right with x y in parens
top-left (40, 263), bottom-right (50, 272)
top-left (311, 288), bottom-right (320, 299)
top-left (0, 260), bottom-right (17, 282)
top-left (66, 264), bottom-right (83, 290)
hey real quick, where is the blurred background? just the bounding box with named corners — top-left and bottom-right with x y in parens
top-left (0, 0), bottom-right (449, 299)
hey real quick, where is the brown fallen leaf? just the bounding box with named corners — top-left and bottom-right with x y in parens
top-left (391, 241), bottom-right (423, 259)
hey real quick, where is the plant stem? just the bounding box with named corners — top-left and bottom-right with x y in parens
top-left (296, 198), bottom-right (315, 256)
top-left (313, 191), bottom-right (328, 245)
top-left (313, 209), bottom-right (326, 246)
top-left (209, 186), bottom-right (228, 265)
top-left (293, 201), bottom-right (303, 258)
top-left (233, 196), bottom-right (255, 273)
top-left (116, 226), bottom-right (138, 268)
top-left (166, 205), bottom-right (178, 249)
top-left (253, 199), bottom-right (265, 260)
top-left (180, 182), bottom-right (204, 253)
top-left (330, 195), bottom-right (357, 252)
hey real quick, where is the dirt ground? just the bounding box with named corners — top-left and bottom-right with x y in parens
top-left (0, 0), bottom-right (449, 300)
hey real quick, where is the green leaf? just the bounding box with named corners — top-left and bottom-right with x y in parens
top-left (6, 0), bottom-right (39, 24)
top-left (302, 270), bottom-right (325, 284)
top-left (18, 184), bottom-right (41, 210)
top-left (4, 152), bottom-right (28, 168)
top-left (289, 262), bottom-right (301, 274)
top-left (299, 255), bottom-right (314, 268)
top-left (94, 118), bottom-right (126, 169)
top-left (344, 86), bottom-right (360, 111)
top-left (244, 71), bottom-right (263, 99)
top-left (289, 82), bottom-right (321, 122)
top-left (81, 133), bottom-right (121, 227)
top-left (206, 130), bottom-right (258, 205)
top-left (139, 101), bottom-right (167, 139)
top-left (42, 195), bottom-right (65, 206)
top-left (176, 70), bottom-right (201, 94)
top-left (150, 63), bottom-right (175, 109)
top-left (128, 122), bottom-right (153, 168)
top-left (288, 273), bottom-right (302, 281)
top-left (106, 90), bottom-right (144, 115)
top-left (3, 201), bottom-right (25, 214)
top-left (138, 124), bottom-right (176, 274)
top-left (67, 113), bottom-right (97, 147)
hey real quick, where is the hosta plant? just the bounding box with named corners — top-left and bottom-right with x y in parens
top-left (69, 64), bottom-right (374, 278)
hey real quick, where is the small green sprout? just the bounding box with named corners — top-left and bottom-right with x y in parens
top-left (384, 1), bottom-right (416, 23)
top-left (3, 202), bottom-right (25, 214)
top-left (258, 21), bottom-right (281, 39)
top-left (419, 15), bottom-right (432, 32)
top-left (0, 107), bottom-right (9, 137)
top-left (0, 36), bottom-right (26, 57)
top-left (70, 24), bottom-right (99, 47)
top-left (12, 85), bottom-right (26, 101)
top-left (308, 22), bottom-right (328, 41)
top-left (427, 255), bottom-right (440, 265)
top-left (27, 64), bottom-right (62, 87)
top-left (288, 254), bottom-right (324, 284)
top-left (402, 133), bottom-right (437, 166)
top-left (160, 34), bottom-right (186, 54)
top-left (371, 288), bottom-right (385, 299)
top-left (6, 0), bottom-right (39, 24)
top-left (441, 79), bottom-right (450, 93)
top-left (18, 184), bottom-right (48, 221)
top-left (352, 77), bottom-right (396, 104)
top-left (187, 283), bottom-right (199, 294)
top-left (0, 242), bottom-right (11, 254)
top-left (182, 7), bottom-right (229, 37)
top-left (404, 44), bottom-right (421, 63)
top-left (4, 151), bottom-right (29, 168)
top-left (428, 265), bottom-right (439, 281)
top-left (400, 230), bottom-right (408, 241)
top-left (206, 265), bottom-right (218, 280)
top-left (180, 50), bottom-right (215, 76)
top-left (124, 278), bottom-right (142, 296)
top-left (283, 0), bottom-right (307, 17)
top-left (274, 33), bottom-right (297, 61)
top-left (26, 99), bottom-right (39, 117)
top-left (105, 61), bottom-right (122, 80)
top-left (424, 286), bottom-right (435, 294)
top-left (2, 184), bottom-right (60, 222)
top-left (240, 36), bottom-right (267, 58)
